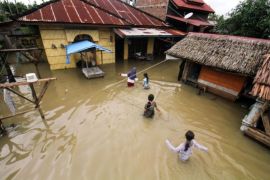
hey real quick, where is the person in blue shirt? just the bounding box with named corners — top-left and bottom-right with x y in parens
top-left (121, 67), bottom-right (137, 87)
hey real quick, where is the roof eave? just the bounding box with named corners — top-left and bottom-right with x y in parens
top-left (164, 52), bottom-right (255, 77)
top-left (15, 20), bottom-right (169, 29)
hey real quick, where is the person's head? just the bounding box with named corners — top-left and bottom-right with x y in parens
top-left (131, 67), bottom-right (136, 72)
top-left (184, 130), bottom-right (195, 151)
top-left (148, 94), bottom-right (154, 101)
top-left (144, 73), bottom-right (148, 78)
top-left (144, 73), bottom-right (149, 82)
top-left (185, 130), bottom-right (195, 141)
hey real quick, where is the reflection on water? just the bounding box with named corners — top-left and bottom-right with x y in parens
top-left (0, 60), bottom-right (270, 180)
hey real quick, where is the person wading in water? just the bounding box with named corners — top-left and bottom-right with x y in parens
top-left (144, 94), bottom-right (160, 118)
top-left (165, 130), bottom-right (208, 161)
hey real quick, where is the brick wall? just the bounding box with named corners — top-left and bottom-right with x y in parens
top-left (136, 0), bottom-right (169, 20)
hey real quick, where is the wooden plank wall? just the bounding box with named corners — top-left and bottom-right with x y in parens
top-left (198, 66), bottom-right (246, 100)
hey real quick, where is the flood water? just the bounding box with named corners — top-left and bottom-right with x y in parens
top-left (0, 59), bottom-right (270, 180)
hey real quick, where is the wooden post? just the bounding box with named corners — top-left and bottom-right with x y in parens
top-left (181, 61), bottom-right (190, 82)
top-left (0, 78), bottom-right (56, 122)
top-left (124, 38), bottom-right (129, 60)
top-left (261, 111), bottom-right (270, 135)
top-left (147, 37), bottom-right (154, 58)
top-left (101, 51), bottom-right (103, 64)
top-left (5, 87), bottom-right (35, 103)
top-left (245, 127), bottom-right (270, 147)
top-left (29, 83), bottom-right (45, 119)
top-left (36, 82), bottom-right (50, 106)
top-left (34, 62), bottom-right (41, 79)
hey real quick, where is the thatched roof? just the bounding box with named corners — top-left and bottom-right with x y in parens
top-left (166, 33), bottom-right (270, 76)
top-left (251, 54), bottom-right (270, 100)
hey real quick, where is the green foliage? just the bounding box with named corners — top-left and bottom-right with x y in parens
top-left (213, 0), bottom-right (270, 39)
top-left (0, 1), bottom-right (34, 22)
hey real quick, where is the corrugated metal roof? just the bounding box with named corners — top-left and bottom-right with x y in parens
top-left (167, 15), bottom-right (213, 27)
top-left (17, 0), bottom-right (167, 27)
top-left (172, 0), bottom-right (214, 13)
top-left (114, 27), bottom-right (185, 38)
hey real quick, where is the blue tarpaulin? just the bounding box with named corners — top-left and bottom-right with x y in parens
top-left (65, 40), bottom-right (112, 64)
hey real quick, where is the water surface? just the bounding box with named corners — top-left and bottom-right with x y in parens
top-left (0, 60), bottom-right (270, 180)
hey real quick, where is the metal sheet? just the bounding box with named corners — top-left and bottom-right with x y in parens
top-left (18, 0), bottom-right (166, 27)
top-left (114, 27), bottom-right (185, 37)
top-left (167, 15), bottom-right (213, 27)
top-left (65, 40), bottom-right (111, 64)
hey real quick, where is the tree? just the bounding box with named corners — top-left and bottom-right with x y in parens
top-left (0, 1), bottom-right (32, 22)
top-left (214, 0), bottom-right (270, 39)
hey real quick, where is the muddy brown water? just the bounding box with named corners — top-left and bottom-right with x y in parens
top-left (0, 60), bottom-right (270, 180)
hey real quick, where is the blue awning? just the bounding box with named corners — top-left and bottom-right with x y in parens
top-left (65, 40), bottom-right (112, 64)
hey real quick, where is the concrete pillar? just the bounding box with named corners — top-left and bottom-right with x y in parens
top-left (147, 37), bottom-right (154, 55)
top-left (240, 100), bottom-right (268, 132)
top-left (124, 38), bottom-right (129, 60)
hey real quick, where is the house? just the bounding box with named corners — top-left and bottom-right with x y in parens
top-left (13, 0), bottom-right (185, 70)
top-left (136, 0), bottom-right (215, 32)
top-left (166, 32), bottom-right (270, 101)
top-left (241, 54), bottom-right (270, 147)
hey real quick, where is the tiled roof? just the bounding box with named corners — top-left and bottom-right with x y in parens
top-left (16, 0), bottom-right (167, 27)
top-left (172, 0), bottom-right (214, 13)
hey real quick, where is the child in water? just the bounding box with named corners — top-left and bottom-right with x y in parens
top-left (143, 73), bottom-right (150, 89)
top-left (121, 67), bottom-right (137, 87)
top-left (165, 130), bottom-right (208, 161)
top-left (144, 94), bottom-right (160, 118)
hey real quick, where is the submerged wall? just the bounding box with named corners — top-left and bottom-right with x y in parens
top-left (198, 66), bottom-right (246, 101)
top-left (39, 26), bottom-right (115, 70)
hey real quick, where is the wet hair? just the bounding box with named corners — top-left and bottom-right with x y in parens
top-left (144, 73), bottom-right (149, 83)
top-left (184, 130), bottom-right (195, 151)
top-left (148, 94), bottom-right (154, 101)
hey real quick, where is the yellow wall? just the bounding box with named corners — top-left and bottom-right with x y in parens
top-left (39, 26), bottom-right (115, 70)
top-left (124, 38), bottom-right (129, 60)
top-left (147, 37), bottom-right (154, 55)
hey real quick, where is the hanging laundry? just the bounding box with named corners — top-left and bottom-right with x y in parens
top-left (3, 89), bottom-right (16, 115)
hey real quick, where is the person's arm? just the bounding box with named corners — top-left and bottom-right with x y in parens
top-left (153, 102), bottom-right (160, 112)
top-left (165, 139), bottom-right (183, 153)
top-left (192, 140), bottom-right (208, 152)
top-left (121, 73), bottom-right (127, 77)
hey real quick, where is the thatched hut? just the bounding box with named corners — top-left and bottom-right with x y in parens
top-left (251, 54), bottom-right (270, 100)
top-left (166, 32), bottom-right (270, 101)
top-left (241, 54), bottom-right (270, 147)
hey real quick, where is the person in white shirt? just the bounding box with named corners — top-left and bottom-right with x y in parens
top-left (165, 130), bottom-right (208, 161)
top-left (143, 73), bottom-right (150, 89)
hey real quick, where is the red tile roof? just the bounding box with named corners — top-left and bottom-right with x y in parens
top-left (167, 15), bottom-right (213, 27)
top-left (172, 0), bottom-right (215, 13)
top-left (16, 0), bottom-right (167, 27)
